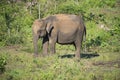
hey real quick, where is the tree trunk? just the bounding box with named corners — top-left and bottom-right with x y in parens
top-left (38, 2), bottom-right (40, 19)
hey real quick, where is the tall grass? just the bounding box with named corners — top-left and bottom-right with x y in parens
top-left (0, 47), bottom-right (120, 80)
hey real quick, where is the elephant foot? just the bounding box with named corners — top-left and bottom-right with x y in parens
top-left (42, 52), bottom-right (48, 57)
top-left (48, 53), bottom-right (54, 56)
top-left (33, 53), bottom-right (39, 58)
top-left (48, 52), bottom-right (56, 56)
top-left (74, 57), bottom-right (81, 62)
top-left (75, 54), bottom-right (81, 62)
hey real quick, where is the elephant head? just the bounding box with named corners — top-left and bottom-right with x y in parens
top-left (32, 19), bottom-right (53, 55)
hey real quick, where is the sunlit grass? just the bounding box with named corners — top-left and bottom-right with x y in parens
top-left (0, 45), bottom-right (120, 80)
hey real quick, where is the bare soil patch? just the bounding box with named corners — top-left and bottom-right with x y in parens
top-left (93, 60), bottom-right (120, 68)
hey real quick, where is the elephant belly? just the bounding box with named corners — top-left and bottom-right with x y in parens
top-left (57, 32), bottom-right (76, 44)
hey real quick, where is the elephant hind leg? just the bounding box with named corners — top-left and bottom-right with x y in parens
top-left (74, 41), bottom-right (81, 60)
top-left (74, 35), bottom-right (83, 60)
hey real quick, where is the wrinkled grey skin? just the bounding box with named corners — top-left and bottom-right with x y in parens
top-left (32, 14), bottom-right (86, 59)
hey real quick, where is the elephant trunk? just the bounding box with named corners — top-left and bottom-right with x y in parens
top-left (33, 32), bottom-right (39, 55)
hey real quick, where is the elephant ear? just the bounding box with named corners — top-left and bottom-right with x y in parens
top-left (46, 22), bottom-right (53, 34)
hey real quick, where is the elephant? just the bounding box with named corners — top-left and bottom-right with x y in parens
top-left (32, 14), bottom-right (86, 59)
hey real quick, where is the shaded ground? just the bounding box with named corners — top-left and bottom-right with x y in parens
top-left (59, 53), bottom-right (99, 58)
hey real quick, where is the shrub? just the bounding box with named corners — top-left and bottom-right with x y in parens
top-left (5, 34), bottom-right (24, 45)
top-left (0, 55), bottom-right (7, 74)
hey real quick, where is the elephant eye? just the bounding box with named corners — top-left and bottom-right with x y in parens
top-left (38, 30), bottom-right (42, 34)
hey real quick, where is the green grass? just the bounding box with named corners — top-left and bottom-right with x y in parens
top-left (0, 45), bottom-right (120, 80)
top-left (0, 0), bottom-right (119, 79)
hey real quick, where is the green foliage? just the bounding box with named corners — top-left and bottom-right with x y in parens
top-left (0, 48), bottom-right (120, 80)
top-left (0, 54), bottom-right (7, 73)
top-left (0, 1), bottom-right (120, 80)
top-left (5, 34), bottom-right (24, 45)
top-left (55, 1), bottom-right (80, 14)
top-left (0, 0), bottom-right (119, 53)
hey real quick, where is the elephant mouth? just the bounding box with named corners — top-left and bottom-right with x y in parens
top-left (39, 35), bottom-right (44, 38)
top-left (39, 34), bottom-right (47, 38)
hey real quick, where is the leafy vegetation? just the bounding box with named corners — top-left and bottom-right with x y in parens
top-left (0, 47), bottom-right (120, 80)
top-left (0, 0), bottom-right (120, 80)
top-left (0, 54), bottom-right (7, 74)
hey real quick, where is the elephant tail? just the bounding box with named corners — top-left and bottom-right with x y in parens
top-left (83, 25), bottom-right (87, 52)
top-left (83, 25), bottom-right (86, 42)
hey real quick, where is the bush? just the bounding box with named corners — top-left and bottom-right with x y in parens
top-left (5, 34), bottom-right (24, 45)
top-left (0, 55), bottom-right (7, 74)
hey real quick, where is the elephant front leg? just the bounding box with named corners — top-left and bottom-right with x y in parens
top-left (49, 39), bottom-right (56, 55)
top-left (42, 37), bottom-right (49, 56)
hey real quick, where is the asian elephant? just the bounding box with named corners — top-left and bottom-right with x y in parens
top-left (32, 14), bottom-right (86, 59)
